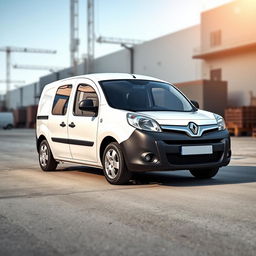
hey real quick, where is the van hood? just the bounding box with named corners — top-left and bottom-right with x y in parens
top-left (137, 110), bottom-right (217, 126)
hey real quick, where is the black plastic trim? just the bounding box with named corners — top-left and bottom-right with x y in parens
top-left (37, 115), bottom-right (49, 120)
top-left (52, 138), bottom-right (68, 144)
top-left (69, 139), bottom-right (94, 146)
top-left (120, 129), bottom-right (231, 172)
top-left (51, 137), bottom-right (94, 146)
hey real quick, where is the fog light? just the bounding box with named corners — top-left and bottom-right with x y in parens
top-left (142, 152), bottom-right (157, 163)
top-left (145, 154), bottom-right (152, 162)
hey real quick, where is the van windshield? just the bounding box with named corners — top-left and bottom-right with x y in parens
top-left (99, 79), bottom-right (194, 112)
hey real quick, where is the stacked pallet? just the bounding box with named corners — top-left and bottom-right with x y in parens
top-left (225, 106), bottom-right (256, 136)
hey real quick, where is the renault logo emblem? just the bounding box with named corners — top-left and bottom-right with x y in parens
top-left (188, 122), bottom-right (198, 135)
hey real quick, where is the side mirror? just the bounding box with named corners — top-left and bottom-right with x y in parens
top-left (79, 99), bottom-right (98, 112)
top-left (191, 100), bottom-right (199, 109)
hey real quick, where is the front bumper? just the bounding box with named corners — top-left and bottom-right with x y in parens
top-left (120, 129), bottom-right (231, 172)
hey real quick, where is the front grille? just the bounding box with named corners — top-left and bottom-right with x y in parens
top-left (166, 152), bottom-right (223, 165)
top-left (203, 128), bottom-right (218, 134)
top-left (163, 139), bottom-right (222, 145)
top-left (161, 129), bottom-right (185, 135)
top-left (161, 125), bottom-right (219, 137)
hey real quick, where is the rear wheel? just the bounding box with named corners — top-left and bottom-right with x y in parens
top-left (39, 140), bottom-right (58, 171)
top-left (189, 168), bottom-right (219, 179)
top-left (6, 124), bottom-right (13, 129)
top-left (103, 142), bottom-right (131, 185)
top-left (3, 124), bottom-right (13, 130)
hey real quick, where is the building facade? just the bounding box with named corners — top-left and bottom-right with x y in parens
top-left (4, 0), bottom-right (256, 114)
top-left (194, 0), bottom-right (256, 106)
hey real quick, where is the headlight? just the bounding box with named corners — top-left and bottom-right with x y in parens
top-left (127, 113), bottom-right (162, 132)
top-left (214, 114), bottom-right (226, 130)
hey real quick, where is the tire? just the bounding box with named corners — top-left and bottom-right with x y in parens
top-left (102, 142), bottom-right (131, 185)
top-left (39, 139), bottom-right (58, 171)
top-left (189, 168), bottom-right (219, 179)
top-left (6, 124), bottom-right (13, 130)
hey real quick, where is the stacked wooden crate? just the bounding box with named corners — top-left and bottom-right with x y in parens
top-left (225, 106), bottom-right (256, 136)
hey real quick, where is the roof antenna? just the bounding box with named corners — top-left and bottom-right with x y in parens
top-left (131, 74), bottom-right (136, 79)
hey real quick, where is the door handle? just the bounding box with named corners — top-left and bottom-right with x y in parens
top-left (60, 122), bottom-right (66, 127)
top-left (69, 122), bottom-right (76, 128)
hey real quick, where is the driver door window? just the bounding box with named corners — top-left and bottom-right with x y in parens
top-left (73, 84), bottom-right (99, 117)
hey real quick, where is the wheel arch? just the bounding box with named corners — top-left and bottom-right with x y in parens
top-left (37, 135), bottom-right (47, 152)
top-left (99, 136), bottom-right (118, 163)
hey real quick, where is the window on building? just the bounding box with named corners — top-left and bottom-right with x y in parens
top-left (210, 30), bottom-right (222, 47)
top-left (210, 69), bottom-right (222, 81)
top-left (52, 85), bottom-right (72, 115)
top-left (73, 84), bottom-right (99, 117)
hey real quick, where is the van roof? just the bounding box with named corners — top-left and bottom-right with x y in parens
top-left (44, 73), bottom-right (167, 89)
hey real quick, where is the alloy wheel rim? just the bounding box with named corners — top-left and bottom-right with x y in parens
top-left (40, 144), bottom-right (49, 167)
top-left (104, 148), bottom-right (120, 179)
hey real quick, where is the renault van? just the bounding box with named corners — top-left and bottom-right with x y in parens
top-left (36, 73), bottom-right (231, 184)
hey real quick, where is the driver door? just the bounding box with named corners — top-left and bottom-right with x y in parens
top-left (67, 79), bottom-right (100, 163)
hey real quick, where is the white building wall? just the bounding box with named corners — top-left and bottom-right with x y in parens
top-left (199, 0), bottom-right (256, 106)
top-left (12, 25), bottom-right (202, 109)
top-left (94, 50), bottom-right (130, 73)
top-left (22, 83), bottom-right (36, 107)
top-left (203, 50), bottom-right (256, 106)
top-left (7, 82), bottom-right (39, 109)
top-left (201, 0), bottom-right (256, 54)
top-left (8, 89), bottom-right (20, 109)
top-left (135, 25), bottom-right (202, 83)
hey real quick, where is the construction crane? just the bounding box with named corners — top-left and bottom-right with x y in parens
top-left (0, 80), bottom-right (25, 84)
top-left (97, 36), bottom-right (144, 73)
top-left (70, 0), bottom-right (79, 75)
top-left (70, 0), bottom-right (94, 74)
top-left (0, 46), bottom-right (56, 109)
top-left (97, 36), bottom-right (143, 46)
top-left (13, 64), bottom-right (63, 73)
top-left (0, 47), bottom-right (56, 93)
top-left (87, 0), bottom-right (95, 74)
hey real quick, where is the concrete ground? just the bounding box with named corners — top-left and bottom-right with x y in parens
top-left (0, 129), bottom-right (255, 256)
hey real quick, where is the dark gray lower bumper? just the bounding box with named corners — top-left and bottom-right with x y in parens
top-left (120, 129), bottom-right (231, 172)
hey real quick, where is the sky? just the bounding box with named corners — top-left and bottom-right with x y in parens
top-left (0, 0), bottom-right (232, 94)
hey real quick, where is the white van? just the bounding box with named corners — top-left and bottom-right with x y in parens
top-left (0, 112), bottom-right (14, 129)
top-left (36, 73), bottom-right (231, 184)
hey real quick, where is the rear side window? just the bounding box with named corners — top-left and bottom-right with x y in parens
top-left (52, 85), bottom-right (72, 115)
top-left (73, 84), bottom-right (99, 117)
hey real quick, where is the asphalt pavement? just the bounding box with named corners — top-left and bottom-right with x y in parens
top-left (0, 129), bottom-right (256, 256)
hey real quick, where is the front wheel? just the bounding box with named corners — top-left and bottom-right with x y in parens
top-left (189, 168), bottom-right (219, 179)
top-left (103, 142), bottom-right (131, 185)
top-left (39, 140), bottom-right (58, 171)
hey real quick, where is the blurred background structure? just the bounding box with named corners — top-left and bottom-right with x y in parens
top-left (0, 0), bottom-right (255, 135)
